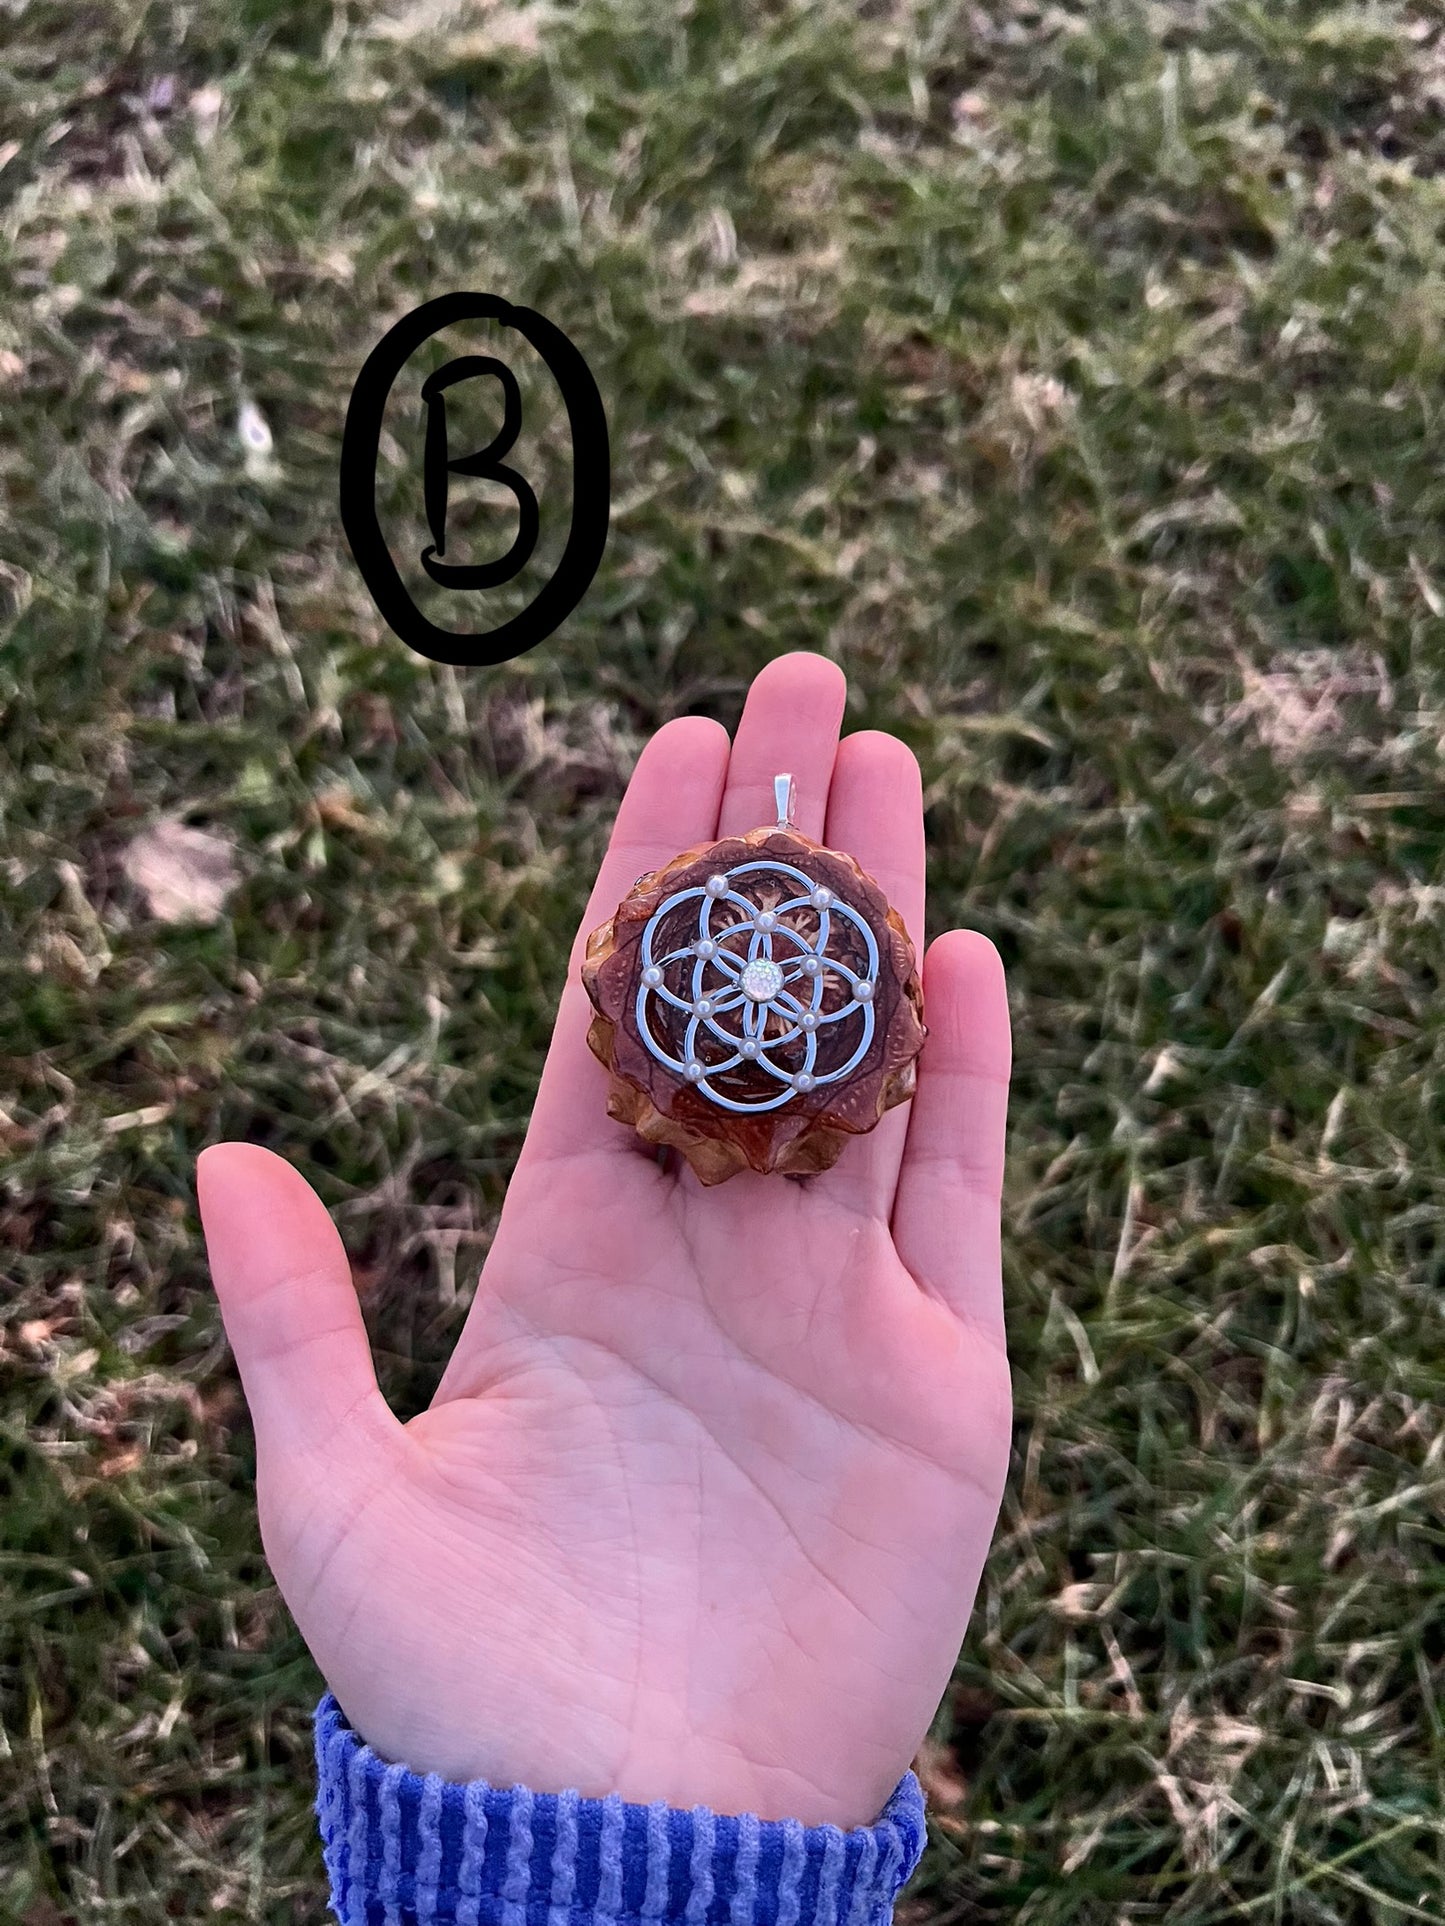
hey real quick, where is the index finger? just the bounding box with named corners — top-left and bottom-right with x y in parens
top-left (516, 715), bottom-right (730, 1169)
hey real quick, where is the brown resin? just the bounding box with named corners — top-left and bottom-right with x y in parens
top-left (581, 825), bottom-right (927, 1184)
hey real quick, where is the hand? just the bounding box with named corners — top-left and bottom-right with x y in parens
top-left (197, 651), bottom-right (1013, 1831)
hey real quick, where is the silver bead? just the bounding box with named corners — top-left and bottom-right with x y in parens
top-left (800, 1011), bottom-right (818, 1031)
top-left (694, 938), bottom-right (715, 959)
top-left (740, 1040), bottom-right (759, 1060)
top-left (855, 978), bottom-right (874, 1001)
top-left (642, 966), bottom-right (663, 987)
top-left (756, 910), bottom-right (776, 931)
top-left (794, 1072), bottom-right (815, 1093)
top-left (685, 1060), bottom-right (704, 1081)
top-left (706, 874), bottom-right (729, 896)
top-left (801, 955), bottom-right (821, 976)
top-left (810, 886), bottom-right (832, 909)
top-left (695, 998), bottom-right (713, 1017)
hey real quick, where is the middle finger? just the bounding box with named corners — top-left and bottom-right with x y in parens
top-left (716, 650), bottom-right (848, 841)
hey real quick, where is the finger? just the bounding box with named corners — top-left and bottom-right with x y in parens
top-left (196, 1143), bottom-right (400, 1470)
top-left (809, 729), bottom-right (926, 1220)
top-left (517, 714), bottom-right (731, 1166)
top-left (716, 650), bottom-right (848, 841)
top-left (889, 930), bottom-right (1012, 1344)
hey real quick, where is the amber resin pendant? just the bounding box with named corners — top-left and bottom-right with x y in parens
top-left (581, 774), bottom-right (927, 1184)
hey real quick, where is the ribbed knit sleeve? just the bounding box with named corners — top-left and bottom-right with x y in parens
top-left (313, 1691), bottom-right (929, 1926)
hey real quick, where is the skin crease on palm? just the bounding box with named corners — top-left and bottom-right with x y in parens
top-left (196, 651), bottom-right (1014, 1832)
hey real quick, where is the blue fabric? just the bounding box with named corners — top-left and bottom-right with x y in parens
top-left (313, 1691), bottom-right (929, 1926)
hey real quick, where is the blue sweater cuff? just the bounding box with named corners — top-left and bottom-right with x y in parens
top-left (313, 1691), bottom-right (928, 1926)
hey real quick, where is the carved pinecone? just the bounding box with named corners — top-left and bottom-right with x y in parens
top-left (581, 825), bottom-right (927, 1184)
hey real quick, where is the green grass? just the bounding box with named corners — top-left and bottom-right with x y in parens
top-left (3, 0), bottom-right (1445, 1918)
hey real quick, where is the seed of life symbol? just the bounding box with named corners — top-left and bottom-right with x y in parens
top-left (340, 292), bottom-right (610, 667)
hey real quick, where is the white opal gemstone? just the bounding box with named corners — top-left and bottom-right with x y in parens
top-left (740, 957), bottom-right (785, 1001)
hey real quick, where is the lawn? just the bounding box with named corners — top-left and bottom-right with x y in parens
top-left (2, 0), bottom-right (1444, 1919)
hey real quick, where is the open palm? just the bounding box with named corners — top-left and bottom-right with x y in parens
top-left (198, 652), bottom-right (1013, 1830)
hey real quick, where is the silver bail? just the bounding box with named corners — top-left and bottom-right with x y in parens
top-left (773, 772), bottom-right (796, 829)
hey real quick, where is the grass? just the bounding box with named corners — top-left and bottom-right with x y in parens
top-left (2, 0), bottom-right (1444, 1918)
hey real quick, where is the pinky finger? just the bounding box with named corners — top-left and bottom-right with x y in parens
top-left (890, 930), bottom-right (1012, 1346)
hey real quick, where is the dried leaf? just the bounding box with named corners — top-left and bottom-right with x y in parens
top-left (237, 399), bottom-right (272, 457)
top-left (122, 820), bottom-right (239, 925)
top-left (189, 84), bottom-right (224, 141)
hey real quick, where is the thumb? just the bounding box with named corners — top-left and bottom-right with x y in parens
top-left (196, 1142), bottom-right (398, 1474)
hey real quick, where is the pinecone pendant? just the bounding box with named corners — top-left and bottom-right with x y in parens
top-left (581, 774), bottom-right (927, 1184)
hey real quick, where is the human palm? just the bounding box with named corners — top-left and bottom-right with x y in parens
top-left (199, 652), bottom-right (1013, 1830)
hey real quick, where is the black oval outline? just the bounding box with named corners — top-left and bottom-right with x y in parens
top-left (339, 292), bottom-right (610, 668)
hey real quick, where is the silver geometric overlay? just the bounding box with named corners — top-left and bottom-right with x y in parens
top-left (635, 858), bottom-right (882, 1113)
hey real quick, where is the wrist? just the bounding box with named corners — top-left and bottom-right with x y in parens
top-left (313, 1690), bottom-right (927, 1926)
